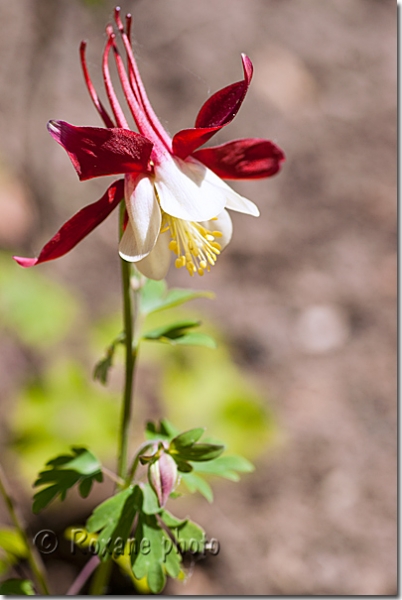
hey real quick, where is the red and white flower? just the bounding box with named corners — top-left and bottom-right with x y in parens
top-left (15, 8), bottom-right (284, 279)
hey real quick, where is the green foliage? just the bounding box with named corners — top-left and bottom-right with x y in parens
top-left (0, 253), bottom-right (78, 349)
top-left (131, 509), bottom-right (205, 594)
top-left (3, 258), bottom-right (277, 594)
top-left (131, 512), bottom-right (172, 592)
top-left (0, 527), bottom-right (27, 576)
top-left (179, 472), bottom-right (213, 503)
top-left (141, 483), bottom-right (160, 515)
top-left (9, 359), bottom-right (119, 482)
top-left (171, 442), bottom-right (224, 463)
top-left (170, 427), bottom-right (205, 447)
top-left (140, 279), bottom-right (214, 316)
top-left (143, 422), bottom-right (225, 472)
top-left (145, 419), bottom-right (179, 442)
top-left (86, 485), bottom-right (142, 560)
top-left (33, 448), bottom-right (103, 513)
top-left (93, 333), bottom-right (125, 385)
top-left (192, 454), bottom-right (254, 480)
top-left (143, 319), bottom-right (216, 348)
top-left (0, 578), bottom-right (35, 595)
top-left (81, 481), bottom-right (206, 594)
top-left (142, 421), bottom-right (253, 502)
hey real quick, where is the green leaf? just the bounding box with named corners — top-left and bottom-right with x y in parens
top-left (48, 447), bottom-right (102, 475)
top-left (87, 485), bottom-right (142, 560)
top-left (159, 510), bottom-right (186, 529)
top-left (33, 448), bottom-right (103, 513)
top-left (192, 455), bottom-right (255, 481)
top-left (143, 320), bottom-right (201, 341)
top-left (0, 579), bottom-right (35, 595)
top-left (160, 511), bottom-right (205, 555)
top-left (79, 477), bottom-right (94, 498)
top-left (0, 528), bottom-right (28, 577)
top-left (132, 513), bottom-right (174, 593)
top-left (0, 528), bottom-right (27, 558)
top-left (168, 332), bottom-right (217, 348)
top-left (93, 333), bottom-right (125, 386)
top-left (141, 483), bottom-right (161, 515)
top-left (131, 509), bottom-right (199, 591)
top-left (139, 279), bottom-right (168, 315)
top-left (140, 280), bottom-right (214, 316)
top-left (143, 318), bottom-right (216, 348)
top-left (180, 472), bottom-right (214, 503)
top-left (174, 519), bottom-right (205, 554)
top-left (172, 443), bottom-right (224, 462)
top-left (171, 428), bottom-right (205, 448)
top-left (145, 419), bottom-right (178, 442)
top-left (93, 355), bottom-right (113, 386)
top-left (153, 288), bottom-right (214, 312)
top-left (174, 458), bottom-right (193, 473)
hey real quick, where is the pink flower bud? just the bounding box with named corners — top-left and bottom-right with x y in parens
top-left (149, 452), bottom-right (178, 507)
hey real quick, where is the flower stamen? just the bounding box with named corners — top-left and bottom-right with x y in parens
top-left (162, 213), bottom-right (222, 277)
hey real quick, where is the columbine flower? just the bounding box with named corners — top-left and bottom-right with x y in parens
top-left (14, 8), bottom-right (284, 279)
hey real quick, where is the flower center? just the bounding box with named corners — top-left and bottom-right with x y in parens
top-left (161, 213), bottom-right (222, 276)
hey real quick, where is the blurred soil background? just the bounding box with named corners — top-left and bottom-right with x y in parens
top-left (0, 0), bottom-right (396, 595)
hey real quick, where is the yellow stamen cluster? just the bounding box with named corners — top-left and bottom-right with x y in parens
top-left (161, 214), bottom-right (222, 276)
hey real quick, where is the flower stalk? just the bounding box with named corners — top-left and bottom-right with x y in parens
top-left (117, 202), bottom-right (138, 483)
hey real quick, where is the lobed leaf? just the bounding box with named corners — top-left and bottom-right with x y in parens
top-left (143, 320), bottom-right (201, 341)
top-left (93, 355), bottom-right (113, 386)
top-left (160, 511), bottom-right (205, 555)
top-left (171, 428), bottom-right (205, 448)
top-left (86, 485), bottom-right (142, 560)
top-left (93, 332), bottom-right (125, 386)
top-left (192, 454), bottom-right (255, 480)
top-left (131, 513), bottom-right (176, 593)
top-left (145, 419), bottom-right (179, 442)
top-left (140, 279), bottom-right (214, 316)
top-left (141, 483), bottom-right (161, 515)
top-left (167, 332), bottom-right (217, 349)
top-left (172, 443), bottom-right (224, 462)
top-left (33, 448), bottom-right (103, 513)
top-left (180, 472), bottom-right (214, 503)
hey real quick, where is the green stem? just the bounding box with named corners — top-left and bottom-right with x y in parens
top-left (116, 202), bottom-right (139, 482)
top-left (102, 466), bottom-right (125, 487)
top-left (89, 559), bottom-right (113, 595)
top-left (0, 463), bottom-right (50, 595)
top-left (126, 441), bottom-right (154, 484)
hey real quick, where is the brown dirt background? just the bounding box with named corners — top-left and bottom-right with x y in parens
top-left (0, 0), bottom-right (396, 595)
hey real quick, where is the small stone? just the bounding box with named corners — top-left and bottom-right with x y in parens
top-left (294, 304), bottom-right (349, 354)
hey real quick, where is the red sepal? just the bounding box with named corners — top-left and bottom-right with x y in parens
top-left (172, 54), bottom-right (253, 159)
top-left (193, 138), bottom-right (285, 180)
top-left (48, 121), bottom-right (153, 181)
top-left (14, 179), bottom-right (124, 267)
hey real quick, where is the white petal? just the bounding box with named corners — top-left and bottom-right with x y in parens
top-left (201, 209), bottom-right (233, 250)
top-left (224, 193), bottom-right (260, 217)
top-left (119, 222), bottom-right (140, 262)
top-left (154, 156), bottom-right (227, 221)
top-left (203, 168), bottom-right (260, 217)
top-left (119, 174), bottom-right (161, 262)
top-left (135, 231), bottom-right (171, 280)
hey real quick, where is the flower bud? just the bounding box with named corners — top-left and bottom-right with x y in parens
top-left (148, 452), bottom-right (178, 507)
